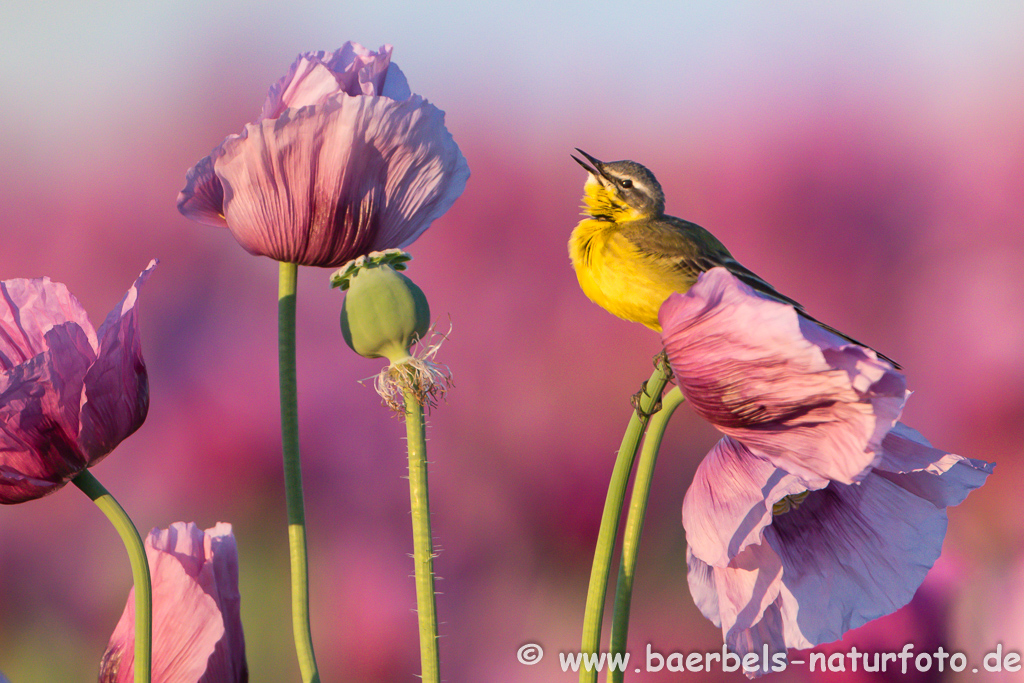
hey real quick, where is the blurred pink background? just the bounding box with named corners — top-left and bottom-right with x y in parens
top-left (1, 2), bottom-right (1022, 681)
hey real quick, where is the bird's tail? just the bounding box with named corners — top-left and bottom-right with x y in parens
top-left (797, 309), bottom-right (902, 370)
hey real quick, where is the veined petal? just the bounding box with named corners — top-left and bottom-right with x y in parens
top-left (322, 42), bottom-right (393, 97)
top-left (726, 600), bottom-right (789, 675)
top-left (380, 63), bottom-right (412, 101)
top-left (686, 548), bottom-right (722, 627)
top-left (78, 261), bottom-right (155, 463)
top-left (216, 94), bottom-right (468, 268)
top-left (216, 99), bottom-right (376, 265)
top-left (262, 43), bottom-right (395, 119)
top-left (683, 436), bottom-right (823, 567)
top-left (660, 268), bottom-right (908, 484)
top-left (763, 469), bottom-right (951, 647)
top-left (715, 541), bottom-right (785, 636)
top-left (100, 522), bottom-right (247, 683)
top-left (368, 97), bottom-right (470, 251)
top-left (263, 56), bottom-right (353, 119)
top-left (0, 276), bottom-right (97, 371)
top-left (0, 324), bottom-right (95, 504)
top-left (176, 154), bottom-right (228, 228)
top-left (349, 43), bottom-right (392, 96)
top-left (689, 544), bottom-right (789, 672)
top-left (873, 421), bottom-right (995, 508)
top-left (0, 358), bottom-right (86, 502)
top-left (204, 524), bottom-right (246, 680)
top-left (0, 463), bottom-right (60, 502)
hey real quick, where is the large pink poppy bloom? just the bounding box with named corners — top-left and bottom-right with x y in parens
top-left (660, 268), bottom-right (993, 670)
top-left (0, 261), bottom-right (156, 504)
top-left (100, 522), bottom-right (247, 683)
top-left (177, 42), bottom-right (469, 268)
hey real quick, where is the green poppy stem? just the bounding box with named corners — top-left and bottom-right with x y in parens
top-left (278, 260), bottom-right (320, 683)
top-left (607, 386), bottom-right (685, 683)
top-left (72, 469), bottom-right (151, 683)
top-left (579, 360), bottom-right (672, 683)
top-left (403, 384), bottom-right (441, 683)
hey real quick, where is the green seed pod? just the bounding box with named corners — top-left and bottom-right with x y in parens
top-left (332, 251), bottom-right (431, 362)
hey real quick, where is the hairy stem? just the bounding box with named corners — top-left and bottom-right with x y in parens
top-left (404, 385), bottom-right (441, 683)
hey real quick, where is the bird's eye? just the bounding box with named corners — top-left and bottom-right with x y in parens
top-left (620, 179), bottom-right (633, 189)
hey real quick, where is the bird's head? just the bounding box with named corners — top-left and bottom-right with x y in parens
top-left (572, 149), bottom-right (665, 222)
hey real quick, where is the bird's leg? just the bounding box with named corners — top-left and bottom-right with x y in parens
top-left (631, 350), bottom-right (674, 418)
top-left (652, 348), bottom-right (672, 374)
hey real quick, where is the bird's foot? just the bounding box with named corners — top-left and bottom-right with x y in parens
top-left (631, 350), bottom-right (674, 418)
top-left (653, 349), bottom-right (673, 376)
top-left (631, 380), bottom-right (663, 418)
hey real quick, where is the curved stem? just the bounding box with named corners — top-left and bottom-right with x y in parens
top-left (607, 387), bottom-right (685, 683)
top-left (73, 469), bottom-right (151, 683)
top-left (404, 385), bottom-right (441, 683)
top-left (278, 261), bottom-right (320, 683)
top-left (579, 360), bottom-right (672, 683)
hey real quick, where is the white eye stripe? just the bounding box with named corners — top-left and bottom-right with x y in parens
top-left (612, 176), bottom-right (645, 193)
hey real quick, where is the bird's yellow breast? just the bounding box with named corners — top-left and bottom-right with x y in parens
top-left (569, 218), bottom-right (689, 332)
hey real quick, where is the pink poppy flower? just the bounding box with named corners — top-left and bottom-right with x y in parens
top-left (660, 267), bottom-right (908, 485)
top-left (0, 261), bottom-right (156, 504)
top-left (100, 522), bottom-right (247, 683)
top-left (661, 268), bottom-right (993, 670)
top-left (683, 427), bottom-right (992, 671)
top-left (177, 42), bottom-right (469, 268)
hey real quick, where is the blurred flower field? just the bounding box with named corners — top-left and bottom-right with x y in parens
top-left (1, 2), bottom-right (1022, 681)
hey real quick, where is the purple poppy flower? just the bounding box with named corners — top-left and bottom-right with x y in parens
top-left (177, 42), bottom-right (469, 268)
top-left (683, 427), bottom-right (992, 671)
top-left (660, 267), bottom-right (908, 485)
top-left (0, 261), bottom-right (156, 504)
top-left (661, 267), bottom-right (992, 669)
top-left (100, 522), bottom-right (247, 683)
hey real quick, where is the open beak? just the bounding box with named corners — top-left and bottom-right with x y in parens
top-left (571, 148), bottom-right (605, 178)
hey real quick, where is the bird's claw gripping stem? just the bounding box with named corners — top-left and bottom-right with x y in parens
top-left (631, 351), bottom-right (674, 418)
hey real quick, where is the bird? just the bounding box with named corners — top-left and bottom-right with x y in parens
top-left (568, 148), bottom-right (900, 368)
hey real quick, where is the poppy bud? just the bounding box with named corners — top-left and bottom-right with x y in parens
top-left (331, 250), bottom-right (449, 411)
top-left (332, 250), bottom-right (430, 362)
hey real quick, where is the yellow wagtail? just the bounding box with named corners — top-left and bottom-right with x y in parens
top-left (568, 149), bottom-right (899, 367)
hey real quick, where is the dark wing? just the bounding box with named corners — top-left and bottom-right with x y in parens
top-left (626, 215), bottom-right (902, 369)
